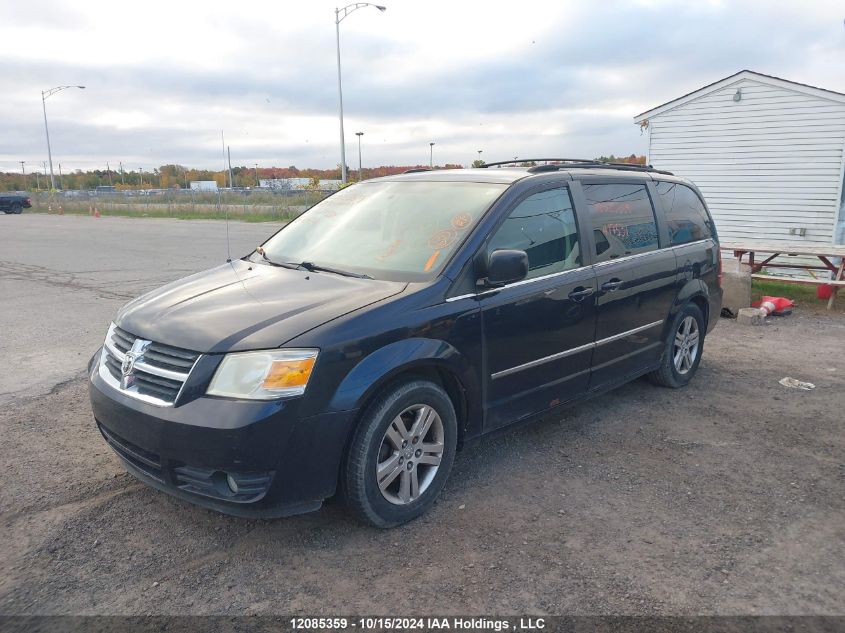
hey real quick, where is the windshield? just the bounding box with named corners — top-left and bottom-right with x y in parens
top-left (258, 181), bottom-right (508, 281)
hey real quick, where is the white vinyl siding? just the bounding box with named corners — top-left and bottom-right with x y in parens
top-left (643, 77), bottom-right (845, 248)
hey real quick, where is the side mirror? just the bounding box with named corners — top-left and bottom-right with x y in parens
top-left (486, 249), bottom-right (528, 286)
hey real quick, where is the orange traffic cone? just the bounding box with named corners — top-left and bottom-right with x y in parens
top-left (94, 207), bottom-right (101, 218)
top-left (58, 205), bottom-right (64, 215)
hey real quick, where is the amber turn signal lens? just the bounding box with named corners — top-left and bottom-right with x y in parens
top-left (262, 357), bottom-right (316, 389)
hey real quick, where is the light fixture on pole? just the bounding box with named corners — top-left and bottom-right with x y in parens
top-left (429, 142), bottom-right (435, 169)
top-left (41, 85), bottom-right (85, 190)
top-left (355, 132), bottom-right (364, 181)
top-left (335, 3), bottom-right (386, 184)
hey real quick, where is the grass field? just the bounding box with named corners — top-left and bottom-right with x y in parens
top-left (27, 207), bottom-right (293, 223)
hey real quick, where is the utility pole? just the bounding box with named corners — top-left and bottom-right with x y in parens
top-left (35, 171), bottom-right (40, 190)
top-left (119, 161), bottom-right (125, 185)
top-left (221, 130), bottom-right (227, 188)
top-left (58, 163), bottom-right (64, 190)
top-left (20, 161), bottom-right (26, 190)
top-left (355, 132), bottom-right (364, 181)
top-left (41, 85), bottom-right (85, 190)
top-left (139, 167), bottom-right (143, 189)
top-left (334, 3), bottom-right (387, 183)
top-left (227, 146), bottom-right (234, 189)
top-left (254, 163), bottom-right (259, 187)
top-left (429, 142), bottom-right (435, 169)
top-left (107, 161), bottom-right (113, 186)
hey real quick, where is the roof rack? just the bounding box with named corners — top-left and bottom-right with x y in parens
top-left (480, 158), bottom-right (594, 168)
top-left (402, 167), bottom-right (432, 174)
top-left (479, 158), bottom-right (673, 176)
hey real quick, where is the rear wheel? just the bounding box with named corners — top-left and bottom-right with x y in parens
top-left (343, 379), bottom-right (457, 528)
top-left (648, 302), bottom-right (705, 388)
top-left (13, 205), bottom-right (23, 214)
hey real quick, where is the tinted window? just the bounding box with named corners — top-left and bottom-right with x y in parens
top-left (656, 181), bottom-right (713, 245)
top-left (583, 183), bottom-right (659, 262)
top-left (488, 187), bottom-right (580, 279)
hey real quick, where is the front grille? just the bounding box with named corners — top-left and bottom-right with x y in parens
top-left (97, 422), bottom-right (164, 482)
top-left (99, 324), bottom-right (200, 406)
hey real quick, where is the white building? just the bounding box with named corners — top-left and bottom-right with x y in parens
top-left (634, 70), bottom-right (845, 248)
top-left (189, 180), bottom-right (218, 192)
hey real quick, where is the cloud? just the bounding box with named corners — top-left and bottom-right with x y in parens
top-left (1, 0), bottom-right (843, 170)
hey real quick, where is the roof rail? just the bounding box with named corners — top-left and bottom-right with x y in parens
top-left (402, 167), bottom-right (432, 174)
top-left (480, 158), bottom-right (595, 168)
top-left (527, 162), bottom-right (674, 176)
top-left (479, 158), bottom-right (673, 176)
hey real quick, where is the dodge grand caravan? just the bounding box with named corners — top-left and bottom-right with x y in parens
top-left (88, 160), bottom-right (722, 528)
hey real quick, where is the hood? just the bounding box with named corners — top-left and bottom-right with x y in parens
top-left (116, 259), bottom-right (407, 352)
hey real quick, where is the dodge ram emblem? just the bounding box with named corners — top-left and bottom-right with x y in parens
top-left (119, 339), bottom-right (151, 389)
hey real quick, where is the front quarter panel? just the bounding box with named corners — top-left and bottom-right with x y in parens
top-left (289, 286), bottom-right (484, 440)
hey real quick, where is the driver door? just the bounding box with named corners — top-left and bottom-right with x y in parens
top-left (479, 185), bottom-right (598, 431)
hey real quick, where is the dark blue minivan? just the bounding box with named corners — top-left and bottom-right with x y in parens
top-left (89, 160), bottom-right (722, 527)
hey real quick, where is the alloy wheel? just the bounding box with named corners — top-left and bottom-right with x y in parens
top-left (673, 315), bottom-right (700, 374)
top-left (376, 404), bottom-right (444, 505)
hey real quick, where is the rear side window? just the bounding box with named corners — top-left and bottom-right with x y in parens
top-left (582, 183), bottom-right (659, 263)
top-left (656, 181), bottom-right (713, 245)
top-left (487, 187), bottom-right (580, 279)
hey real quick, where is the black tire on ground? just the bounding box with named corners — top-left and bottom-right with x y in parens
top-left (343, 378), bottom-right (457, 528)
top-left (13, 205), bottom-right (23, 214)
top-left (647, 302), bottom-right (706, 388)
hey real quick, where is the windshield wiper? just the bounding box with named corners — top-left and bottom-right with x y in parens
top-left (293, 261), bottom-right (373, 279)
top-left (253, 248), bottom-right (300, 269)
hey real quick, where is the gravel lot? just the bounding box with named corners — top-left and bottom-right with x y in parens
top-left (1, 214), bottom-right (843, 616)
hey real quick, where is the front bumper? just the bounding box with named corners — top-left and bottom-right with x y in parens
top-left (88, 350), bottom-right (357, 518)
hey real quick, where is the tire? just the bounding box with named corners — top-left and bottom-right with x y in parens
top-left (647, 302), bottom-right (705, 388)
top-left (343, 379), bottom-right (457, 528)
top-left (13, 205), bottom-right (23, 214)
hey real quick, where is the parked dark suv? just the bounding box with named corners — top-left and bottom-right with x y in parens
top-left (0, 193), bottom-right (32, 214)
top-left (88, 160), bottom-right (722, 527)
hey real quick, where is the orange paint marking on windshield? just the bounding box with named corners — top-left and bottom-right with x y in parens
top-left (424, 250), bottom-right (441, 272)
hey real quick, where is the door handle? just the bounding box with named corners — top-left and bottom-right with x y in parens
top-left (601, 279), bottom-right (623, 292)
top-left (568, 286), bottom-right (595, 301)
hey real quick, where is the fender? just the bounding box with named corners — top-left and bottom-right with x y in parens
top-left (663, 278), bottom-right (710, 339)
top-left (326, 337), bottom-right (478, 415)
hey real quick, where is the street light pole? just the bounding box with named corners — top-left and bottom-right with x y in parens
top-left (41, 85), bottom-right (85, 190)
top-left (254, 163), bottom-right (259, 187)
top-left (20, 161), bottom-right (26, 190)
top-left (355, 132), bottom-right (364, 181)
top-left (429, 142), bottom-right (435, 169)
top-left (335, 3), bottom-right (386, 184)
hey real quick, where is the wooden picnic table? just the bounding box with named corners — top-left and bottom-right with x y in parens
top-left (720, 242), bottom-right (845, 310)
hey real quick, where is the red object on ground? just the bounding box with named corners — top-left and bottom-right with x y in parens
top-left (751, 296), bottom-right (795, 316)
top-left (817, 285), bottom-right (833, 300)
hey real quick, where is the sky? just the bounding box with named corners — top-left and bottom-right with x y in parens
top-left (1, 0), bottom-right (844, 173)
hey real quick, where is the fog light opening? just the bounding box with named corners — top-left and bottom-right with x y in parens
top-left (226, 473), bottom-right (239, 494)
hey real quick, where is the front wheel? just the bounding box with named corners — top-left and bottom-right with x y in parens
top-left (647, 302), bottom-right (705, 388)
top-left (343, 379), bottom-right (457, 528)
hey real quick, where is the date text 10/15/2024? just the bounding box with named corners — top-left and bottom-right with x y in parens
top-left (289, 617), bottom-right (547, 631)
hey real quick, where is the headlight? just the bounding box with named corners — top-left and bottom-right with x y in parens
top-left (206, 349), bottom-right (318, 400)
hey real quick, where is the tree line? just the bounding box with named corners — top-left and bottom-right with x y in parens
top-left (0, 156), bottom-right (645, 192)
